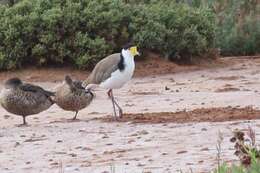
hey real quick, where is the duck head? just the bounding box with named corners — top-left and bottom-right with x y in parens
top-left (5, 77), bottom-right (23, 89)
top-left (65, 75), bottom-right (73, 86)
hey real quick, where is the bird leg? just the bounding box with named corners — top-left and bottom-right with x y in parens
top-left (113, 99), bottom-right (123, 118)
top-left (16, 116), bottom-right (28, 127)
top-left (23, 116), bottom-right (27, 125)
top-left (72, 111), bottom-right (78, 120)
top-left (110, 96), bottom-right (118, 120)
top-left (109, 90), bottom-right (123, 119)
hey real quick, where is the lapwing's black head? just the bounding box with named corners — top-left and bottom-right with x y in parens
top-left (123, 43), bottom-right (135, 50)
top-left (122, 43), bottom-right (140, 57)
top-left (5, 77), bottom-right (23, 88)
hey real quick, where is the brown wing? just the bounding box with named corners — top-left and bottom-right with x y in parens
top-left (73, 80), bottom-right (85, 90)
top-left (84, 53), bottom-right (121, 85)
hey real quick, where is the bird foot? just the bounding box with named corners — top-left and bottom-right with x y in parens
top-left (113, 115), bottom-right (119, 121)
top-left (16, 123), bottom-right (29, 127)
top-left (118, 109), bottom-right (123, 119)
top-left (67, 118), bottom-right (81, 122)
top-left (112, 111), bottom-right (123, 121)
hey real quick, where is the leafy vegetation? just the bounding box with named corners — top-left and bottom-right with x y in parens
top-left (211, 0), bottom-right (259, 56)
top-left (131, 1), bottom-right (216, 62)
top-left (214, 128), bottom-right (260, 173)
top-left (0, 0), bottom-right (215, 70)
top-left (0, 0), bottom-right (258, 70)
top-left (184, 0), bottom-right (260, 56)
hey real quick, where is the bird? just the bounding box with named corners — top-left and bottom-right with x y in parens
top-left (83, 43), bottom-right (140, 120)
top-left (55, 75), bottom-right (94, 120)
top-left (0, 77), bottom-right (55, 126)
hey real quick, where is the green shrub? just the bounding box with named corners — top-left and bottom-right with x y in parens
top-left (216, 15), bottom-right (260, 56)
top-left (0, 0), bottom-right (216, 70)
top-left (131, 1), bottom-right (216, 62)
top-left (182, 0), bottom-right (260, 56)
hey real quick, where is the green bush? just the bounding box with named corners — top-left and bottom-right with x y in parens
top-left (131, 1), bottom-right (216, 61)
top-left (216, 13), bottom-right (260, 56)
top-left (181, 0), bottom-right (260, 56)
top-left (0, 0), bottom-right (216, 70)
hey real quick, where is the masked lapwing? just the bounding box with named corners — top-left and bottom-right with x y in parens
top-left (55, 75), bottom-right (94, 120)
top-left (83, 43), bottom-right (140, 119)
top-left (0, 77), bottom-right (55, 126)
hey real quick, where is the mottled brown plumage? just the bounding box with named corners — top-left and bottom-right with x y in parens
top-left (55, 75), bottom-right (94, 120)
top-left (0, 78), bottom-right (55, 125)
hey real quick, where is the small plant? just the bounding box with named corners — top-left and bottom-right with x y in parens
top-left (230, 127), bottom-right (260, 167)
top-left (213, 127), bottom-right (260, 173)
top-left (59, 160), bottom-right (64, 173)
top-left (216, 131), bottom-right (224, 171)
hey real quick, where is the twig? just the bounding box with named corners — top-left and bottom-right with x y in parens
top-left (216, 131), bottom-right (224, 173)
top-left (59, 160), bottom-right (64, 173)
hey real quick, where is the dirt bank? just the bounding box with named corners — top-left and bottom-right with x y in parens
top-left (95, 106), bottom-right (260, 124)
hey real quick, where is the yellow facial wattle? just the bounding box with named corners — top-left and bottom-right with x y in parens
top-left (130, 46), bottom-right (140, 56)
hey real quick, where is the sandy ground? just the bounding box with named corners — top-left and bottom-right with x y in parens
top-left (1, 56), bottom-right (260, 173)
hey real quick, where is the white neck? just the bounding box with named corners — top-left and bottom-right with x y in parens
top-left (121, 49), bottom-right (135, 69)
top-left (122, 49), bottom-right (133, 59)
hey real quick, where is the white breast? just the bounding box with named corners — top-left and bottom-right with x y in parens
top-left (100, 52), bottom-right (135, 89)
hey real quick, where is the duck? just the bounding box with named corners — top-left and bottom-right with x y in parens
top-left (83, 43), bottom-right (140, 120)
top-left (0, 77), bottom-right (55, 126)
top-left (55, 75), bottom-right (94, 120)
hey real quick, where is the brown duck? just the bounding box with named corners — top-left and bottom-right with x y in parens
top-left (55, 75), bottom-right (94, 120)
top-left (0, 77), bottom-right (55, 125)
